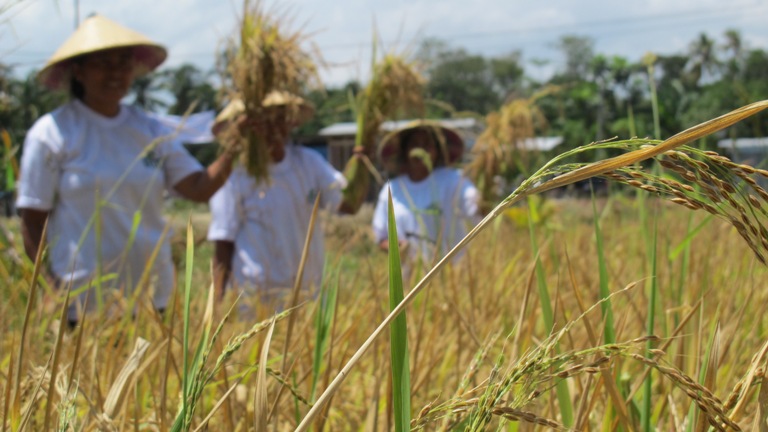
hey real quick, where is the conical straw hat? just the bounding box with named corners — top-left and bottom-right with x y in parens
top-left (212, 91), bottom-right (315, 135)
top-left (37, 14), bottom-right (167, 90)
top-left (378, 120), bottom-right (465, 175)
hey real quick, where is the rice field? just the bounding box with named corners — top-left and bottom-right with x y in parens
top-left (2, 193), bottom-right (768, 431)
top-left (4, 105), bottom-right (768, 431)
top-left (1, 185), bottom-right (768, 430)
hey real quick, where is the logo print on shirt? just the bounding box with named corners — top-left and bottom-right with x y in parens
top-left (307, 188), bottom-right (318, 204)
top-left (142, 150), bottom-right (161, 169)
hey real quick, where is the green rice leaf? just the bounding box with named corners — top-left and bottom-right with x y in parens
top-left (387, 188), bottom-right (411, 432)
top-left (591, 194), bottom-right (615, 345)
top-left (311, 264), bottom-right (339, 402)
top-left (641, 216), bottom-right (658, 432)
top-left (527, 199), bottom-right (573, 427)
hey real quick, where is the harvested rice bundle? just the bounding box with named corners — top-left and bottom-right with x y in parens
top-left (223, 0), bottom-right (320, 182)
top-left (342, 51), bottom-right (425, 212)
top-left (465, 87), bottom-right (557, 212)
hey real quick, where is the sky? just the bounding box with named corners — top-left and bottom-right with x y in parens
top-left (1, 0), bottom-right (767, 87)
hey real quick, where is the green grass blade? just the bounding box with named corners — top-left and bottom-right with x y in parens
top-left (527, 200), bottom-right (553, 330)
top-left (182, 217), bottom-right (195, 424)
top-left (311, 264), bottom-right (339, 402)
top-left (591, 194), bottom-right (615, 344)
top-left (668, 215), bottom-right (712, 261)
top-left (641, 216), bottom-right (658, 432)
top-left (387, 188), bottom-right (411, 432)
top-left (691, 316), bottom-right (720, 432)
top-left (527, 198), bottom-right (573, 427)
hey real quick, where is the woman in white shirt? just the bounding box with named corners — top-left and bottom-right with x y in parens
top-left (16, 15), bottom-right (238, 323)
top-left (208, 92), bottom-right (355, 311)
top-left (372, 121), bottom-right (480, 272)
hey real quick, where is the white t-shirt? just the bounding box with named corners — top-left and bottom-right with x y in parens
top-left (372, 167), bottom-right (479, 266)
top-left (207, 145), bottom-right (346, 295)
top-left (16, 99), bottom-right (203, 318)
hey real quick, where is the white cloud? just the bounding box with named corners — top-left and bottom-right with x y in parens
top-left (1, 0), bottom-right (767, 86)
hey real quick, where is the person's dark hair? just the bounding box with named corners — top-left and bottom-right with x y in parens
top-left (68, 56), bottom-right (86, 100)
top-left (398, 126), bottom-right (445, 166)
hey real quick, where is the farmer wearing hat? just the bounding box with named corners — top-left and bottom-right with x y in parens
top-left (16, 15), bottom-right (238, 324)
top-left (372, 121), bottom-right (480, 270)
top-left (208, 92), bottom-right (355, 311)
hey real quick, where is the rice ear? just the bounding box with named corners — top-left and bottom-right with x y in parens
top-left (225, 0), bottom-right (321, 183)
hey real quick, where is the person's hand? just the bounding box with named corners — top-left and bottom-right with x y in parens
top-left (352, 145), bottom-right (369, 158)
top-left (378, 239), bottom-right (409, 254)
top-left (236, 114), bottom-right (269, 136)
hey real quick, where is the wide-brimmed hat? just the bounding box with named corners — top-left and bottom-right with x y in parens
top-left (212, 91), bottom-right (315, 135)
top-left (37, 14), bottom-right (167, 90)
top-left (378, 120), bottom-right (465, 175)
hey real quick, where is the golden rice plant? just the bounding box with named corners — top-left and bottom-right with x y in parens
top-left (465, 86), bottom-right (558, 213)
top-left (224, 0), bottom-right (320, 182)
top-left (342, 46), bottom-right (425, 212)
top-left (297, 100), bottom-right (768, 430)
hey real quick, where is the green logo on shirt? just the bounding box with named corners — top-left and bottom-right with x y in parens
top-left (307, 188), bottom-right (319, 204)
top-left (142, 150), bottom-right (161, 169)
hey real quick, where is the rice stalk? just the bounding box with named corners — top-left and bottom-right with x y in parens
top-left (2, 333), bottom-right (14, 431)
top-left (752, 369), bottom-right (768, 431)
top-left (192, 369), bottom-right (252, 432)
top-left (565, 248), bottom-right (634, 431)
top-left (417, 285), bottom-right (639, 430)
top-left (224, 0), bottom-right (320, 182)
top-left (591, 193), bottom-right (616, 345)
top-left (465, 87), bottom-right (558, 212)
top-left (310, 264), bottom-right (339, 402)
top-left (641, 214), bottom-right (659, 432)
top-left (17, 354), bottom-right (52, 431)
top-left (343, 41), bottom-right (424, 212)
top-left (272, 192), bottom-right (320, 416)
top-left (42, 287), bottom-right (71, 431)
top-left (12, 217), bottom-right (48, 431)
top-left (528, 199), bottom-right (573, 426)
top-left (255, 319), bottom-right (276, 432)
top-left (693, 322), bottom-right (721, 432)
top-left (628, 353), bottom-right (738, 431)
top-left (295, 100), bottom-right (768, 431)
top-left (724, 342), bottom-right (768, 424)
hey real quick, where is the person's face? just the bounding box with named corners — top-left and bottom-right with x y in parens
top-left (264, 107), bottom-right (293, 142)
top-left (72, 48), bottom-right (135, 109)
top-left (404, 129), bottom-right (439, 167)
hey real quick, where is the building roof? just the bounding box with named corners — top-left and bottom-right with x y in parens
top-left (517, 136), bottom-right (564, 151)
top-left (717, 138), bottom-right (768, 150)
top-left (318, 117), bottom-right (482, 137)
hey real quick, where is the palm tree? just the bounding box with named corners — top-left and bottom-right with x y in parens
top-left (722, 29), bottom-right (744, 79)
top-left (130, 72), bottom-right (167, 112)
top-left (687, 33), bottom-right (720, 86)
top-left (161, 64), bottom-right (217, 115)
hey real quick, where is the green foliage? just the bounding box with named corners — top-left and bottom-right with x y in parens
top-left (417, 37), bottom-right (523, 114)
top-left (295, 82), bottom-right (358, 136)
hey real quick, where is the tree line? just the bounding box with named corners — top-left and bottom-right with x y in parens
top-left (2, 30), bottom-right (767, 190)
